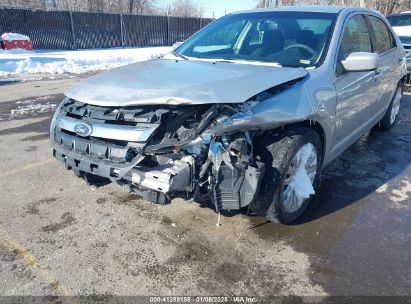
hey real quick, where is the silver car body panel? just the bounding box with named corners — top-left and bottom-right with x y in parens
top-left (65, 60), bottom-right (308, 106)
top-left (210, 81), bottom-right (314, 135)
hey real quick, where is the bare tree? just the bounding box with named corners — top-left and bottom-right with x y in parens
top-left (169, 0), bottom-right (204, 17)
top-left (256, 0), bottom-right (268, 7)
top-left (0, 0), bottom-right (158, 14)
top-left (254, 0), bottom-right (411, 14)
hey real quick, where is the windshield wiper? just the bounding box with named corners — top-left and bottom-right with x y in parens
top-left (171, 51), bottom-right (189, 60)
top-left (213, 58), bottom-right (282, 67)
top-left (213, 59), bottom-right (235, 63)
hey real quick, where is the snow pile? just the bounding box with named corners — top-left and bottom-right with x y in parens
top-left (0, 47), bottom-right (171, 76)
top-left (392, 26), bottom-right (411, 37)
top-left (1, 33), bottom-right (30, 41)
top-left (0, 48), bottom-right (32, 54)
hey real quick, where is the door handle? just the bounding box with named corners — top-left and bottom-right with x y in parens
top-left (373, 69), bottom-right (383, 80)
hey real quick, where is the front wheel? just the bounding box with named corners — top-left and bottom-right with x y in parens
top-left (253, 128), bottom-right (322, 224)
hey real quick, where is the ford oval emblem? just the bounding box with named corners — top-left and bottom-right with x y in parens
top-left (74, 123), bottom-right (92, 137)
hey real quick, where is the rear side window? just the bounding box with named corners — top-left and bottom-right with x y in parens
top-left (341, 15), bottom-right (372, 57)
top-left (368, 16), bottom-right (395, 53)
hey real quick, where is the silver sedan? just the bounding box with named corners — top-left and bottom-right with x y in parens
top-left (51, 6), bottom-right (407, 224)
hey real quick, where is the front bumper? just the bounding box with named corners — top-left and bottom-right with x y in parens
top-left (50, 99), bottom-right (197, 202)
top-left (52, 124), bottom-right (195, 186)
top-left (50, 98), bottom-right (264, 209)
top-left (52, 144), bottom-right (144, 180)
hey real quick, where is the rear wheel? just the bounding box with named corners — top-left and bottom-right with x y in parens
top-left (253, 128), bottom-right (322, 224)
top-left (379, 85), bottom-right (403, 131)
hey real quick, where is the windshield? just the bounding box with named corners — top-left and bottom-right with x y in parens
top-left (175, 11), bottom-right (336, 68)
top-left (387, 15), bottom-right (411, 27)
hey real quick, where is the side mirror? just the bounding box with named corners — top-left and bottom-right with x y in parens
top-left (172, 41), bottom-right (183, 50)
top-left (341, 52), bottom-right (379, 72)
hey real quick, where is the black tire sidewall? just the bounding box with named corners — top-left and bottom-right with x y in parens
top-left (256, 128), bottom-right (322, 224)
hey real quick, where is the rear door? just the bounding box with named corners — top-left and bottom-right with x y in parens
top-left (333, 14), bottom-right (380, 156)
top-left (366, 15), bottom-right (401, 109)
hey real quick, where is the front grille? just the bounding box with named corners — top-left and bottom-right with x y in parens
top-left (51, 99), bottom-right (157, 166)
top-left (62, 99), bottom-right (161, 125)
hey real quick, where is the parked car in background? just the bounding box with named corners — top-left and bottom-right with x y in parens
top-left (387, 12), bottom-right (411, 74)
top-left (51, 6), bottom-right (407, 224)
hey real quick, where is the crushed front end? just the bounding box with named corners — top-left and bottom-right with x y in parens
top-left (50, 98), bottom-right (265, 211)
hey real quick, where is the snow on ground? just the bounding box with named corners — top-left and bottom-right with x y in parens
top-left (0, 47), bottom-right (171, 76)
top-left (10, 101), bottom-right (57, 120)
top-left (2, 96), bottom-right (57, 121)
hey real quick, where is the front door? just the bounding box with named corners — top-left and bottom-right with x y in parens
top-left (333, 14), bottom-right (381, 157)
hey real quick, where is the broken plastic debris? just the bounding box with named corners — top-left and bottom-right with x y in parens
top-left (208, 139), bottom-right (234, 172)
top-left (216, 212), bottom-right (221, 227)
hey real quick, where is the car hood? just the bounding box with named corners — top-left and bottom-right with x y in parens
top-left (65, 59), bottom-right (308, 106)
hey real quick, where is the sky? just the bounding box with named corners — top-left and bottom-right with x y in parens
top-left (157, 0), bottom-right (258, 18)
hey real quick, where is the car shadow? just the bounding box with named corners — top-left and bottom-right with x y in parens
top-left (297, 127), bottom-right (411, 224)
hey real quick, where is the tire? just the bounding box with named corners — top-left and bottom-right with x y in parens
top-left (252, 127), bottom-right (322, 224)
top-left (378, 84), bottom-right (403, 131)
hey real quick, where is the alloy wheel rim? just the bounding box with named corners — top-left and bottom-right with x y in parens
top-left (282, 143), bottom-right (317, 214)
top-left (390, 88), bottom-right (401, 125)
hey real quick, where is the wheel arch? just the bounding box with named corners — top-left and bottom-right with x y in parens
top-left (255, 119), bottom-right (327, 167)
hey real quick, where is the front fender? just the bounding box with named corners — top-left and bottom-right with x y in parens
top-left (210, 82), bottom-right (314, 135)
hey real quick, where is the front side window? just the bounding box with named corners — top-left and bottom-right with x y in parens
top-left (368, 16), bottom-right (395, 53)
top-left (340, 15), bottom-right (372, 58)
top-left (176, 12), bottom-right (336, 68)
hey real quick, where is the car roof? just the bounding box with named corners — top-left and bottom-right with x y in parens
top-left (230, 5), bottom-right (373, 15)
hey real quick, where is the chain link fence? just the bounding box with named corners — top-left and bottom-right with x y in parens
top-left (0, 7), bottom-right (214, 50)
